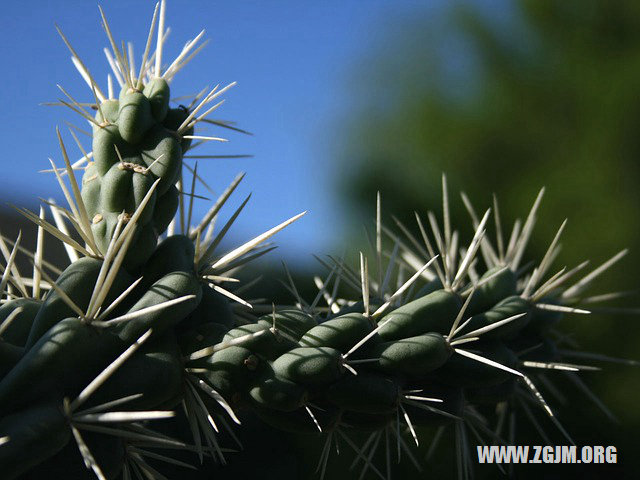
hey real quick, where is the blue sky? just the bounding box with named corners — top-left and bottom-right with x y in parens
top-left (0, 0), bottom-right (454, 266)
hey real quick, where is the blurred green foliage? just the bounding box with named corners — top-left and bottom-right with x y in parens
top-left (340, 0), bottom-right (640, 475)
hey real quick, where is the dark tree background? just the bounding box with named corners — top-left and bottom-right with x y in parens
top-left (336, 0), bottom-right (640, 476)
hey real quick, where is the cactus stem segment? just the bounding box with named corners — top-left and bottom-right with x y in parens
top-left (70, 329), bottom-right (153, 411)
top-left (98, 295), bottom-right (196, 327)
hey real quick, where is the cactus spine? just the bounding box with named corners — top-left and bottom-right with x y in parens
top-left (0, 2), bottom-right (635, 479)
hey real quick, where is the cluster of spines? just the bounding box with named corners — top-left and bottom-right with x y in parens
top-left (0, 2), bottom-right (304, 478)
top-left (283, 183), bottom-right (636, 479)
top-left (183, 181), bottom-right (634, 479)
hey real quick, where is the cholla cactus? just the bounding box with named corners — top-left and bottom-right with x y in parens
top-left (0, 2), bottom-right (635, 479)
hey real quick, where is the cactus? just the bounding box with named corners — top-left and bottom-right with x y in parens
top-left (0, 2), bottom-right (636, 479)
